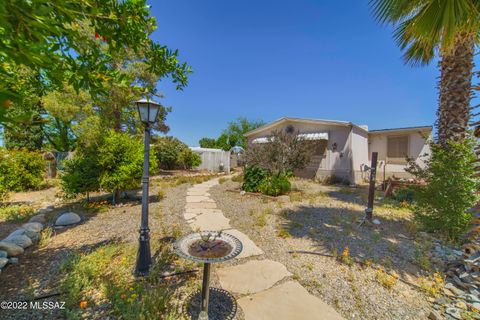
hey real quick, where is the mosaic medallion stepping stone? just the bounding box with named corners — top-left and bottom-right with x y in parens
top-left (238, 281), bottom-right (344, 320)
top-left (217, 259), bottom-right (291, 294)
top-left (224, 229), bottom-right (263, 259)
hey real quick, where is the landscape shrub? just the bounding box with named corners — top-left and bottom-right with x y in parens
top-left (61, 130), bottom-right (156, 202)
top-left (257, 172), bottom-right (291, 196)
top-left (98, 130), bottom-right (157, 202)
top-left (0, 148), bottom-right (44, 198)
top-left (391, 187), bottom-right (414, 204)
top-left (242, 166), bottom-right (270, 192)
top-left (406, 139), bottom-right (479, 241)
top-left (154, 136), bottom-right (188, 170)
top-left (0, 204), bottom-right (35, 222)
top-left (177, 148), bottom-right (201, 169)
top-left (61, 149), bottom-right (101, 199)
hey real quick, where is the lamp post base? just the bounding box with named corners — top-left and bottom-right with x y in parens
top-left (135, 228), bottom-right (152, 276)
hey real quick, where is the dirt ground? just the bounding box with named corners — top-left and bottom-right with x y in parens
top-left (209, 178), bottom-right (440, 320)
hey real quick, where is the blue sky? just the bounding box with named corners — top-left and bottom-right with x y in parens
top-left (149, 0), bottom-right (474, 146)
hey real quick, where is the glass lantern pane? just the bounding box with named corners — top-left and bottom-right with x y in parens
top-left (148, 105), bottom-right (160, 123)
top-left (137, 103), bottom-right (150, 123)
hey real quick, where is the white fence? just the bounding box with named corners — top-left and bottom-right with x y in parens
top-left (190, 147), bottom-right (230, 173)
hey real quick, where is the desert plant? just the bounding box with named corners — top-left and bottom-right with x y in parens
top-left (406, 138), bottom-right (479, 241)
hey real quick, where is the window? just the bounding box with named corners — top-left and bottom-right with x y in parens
top-left (387, 135), bottom-right (409, 163)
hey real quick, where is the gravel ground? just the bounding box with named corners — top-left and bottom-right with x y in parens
top-left (0, 180), bottom-right (192, 319)
top-left (210, 179), bottom-right (433, 320)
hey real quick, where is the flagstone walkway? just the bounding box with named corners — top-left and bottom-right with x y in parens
top-left (183, 178), bottom-right (344, 320)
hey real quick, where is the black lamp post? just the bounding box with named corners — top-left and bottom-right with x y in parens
top-left (135, 97), bottom-right (161, 276)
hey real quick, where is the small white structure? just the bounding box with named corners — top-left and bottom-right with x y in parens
top-left (190, 147), bottom-right (231, 173)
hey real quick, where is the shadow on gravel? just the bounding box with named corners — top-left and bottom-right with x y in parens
top-left (280, 204), bottom-right (421, 279)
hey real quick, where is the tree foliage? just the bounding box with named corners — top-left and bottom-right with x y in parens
top-left (369, 0), bottom-right (479, 145)
top-left (0, 0), bottom-right (191, 124)
top-left (198, 117), bottom-right (264, 151)
top-left (406, 138), bottom-right (479, 241)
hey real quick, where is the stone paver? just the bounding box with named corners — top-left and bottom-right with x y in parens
top-left (189, 212), bottom-right (231, 231)
top-left (183, 178), bottom-right (344, 320)
top-left (187, 191), bottom-right (211, 196)
top-left (185, 202), bottom-right (217, 209)
top-left (224, 229), bottom-right (264, 259)
top-left (238, 281), bottom-right (344, 320)
top-left (217, 259), bottom-right (291, 294)
top-left (186, 195), bottom-right (214, 203)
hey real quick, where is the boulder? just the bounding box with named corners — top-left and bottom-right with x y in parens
top-left (29, 214), bottom-right (46, 224)
top-left (0, 241), bottom-right (24, 256)
top-left (0, 257), bottom-right (7, 269)
top-left (5, 235), bottom-right (32, 249)
top-left (0, 250), bottom-right (7, 258)
top-left (55, 212), bottom-right (81, 226)
top-left (22, 222), bottom-right (43, 233)
top-left (5, 228), bottom-right (26, 239)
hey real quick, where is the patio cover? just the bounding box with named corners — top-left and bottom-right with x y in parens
top-left (252, 132), bottom-right (328, 144)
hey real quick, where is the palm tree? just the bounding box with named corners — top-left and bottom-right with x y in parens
top-left (370, 0), bottom-right (480, 146)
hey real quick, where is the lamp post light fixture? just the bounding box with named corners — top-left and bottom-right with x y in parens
top-left (135, 97), bottom-right (161, 276)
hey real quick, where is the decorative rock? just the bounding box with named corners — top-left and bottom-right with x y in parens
top-left (0, 250), bottom-right (7, 258)
top-left (445, 307), bottom-right (462, 320)
top-left (217, 259), bottom-right (291, 294)
top-left (8, 257), bottom-right (18, 264)
top-left (29, 214), bottom-right (46, 223)
top-left (22, 222), bottom-right (43, 233)
top-left (428, 310), bottom-right (442, 320)
top-left (0, 257), bottom-right (7, 269)
top-left (5, 228), bottom-right (27, 239)
top-left (0, 241), bottom-right (24, 256)
top-left (55, 212), bottom-right (81, 226)
top-left (5, 235), bottom-right (32, 249)
top-left (455, 301), bottom-right (467, 309)
top-left (445, 283), bottom-right (465, 296)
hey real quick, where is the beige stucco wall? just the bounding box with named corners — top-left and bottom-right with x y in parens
top-left (368, 130), bottom-right (431, 181)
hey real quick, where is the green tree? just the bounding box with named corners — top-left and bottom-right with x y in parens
top-left (406, 139), bottom-right (479, 241)
top-left (0, 0), bottom-right (191, 123)
top-left (370, 0), bottom-right (480, 145)
top-left (198, 137), bottom-right (218, 149)
top-left (61, 148), bottom-right (102, 199)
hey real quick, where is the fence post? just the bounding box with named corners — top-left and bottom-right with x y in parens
top-left (365, 152), bottom-right (378, 222)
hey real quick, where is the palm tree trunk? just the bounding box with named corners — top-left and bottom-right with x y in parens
top-left (436, 34), bottom-right (475, 146)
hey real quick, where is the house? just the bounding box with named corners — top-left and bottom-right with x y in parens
top-left (244, 117), bottom-right (432, 184)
